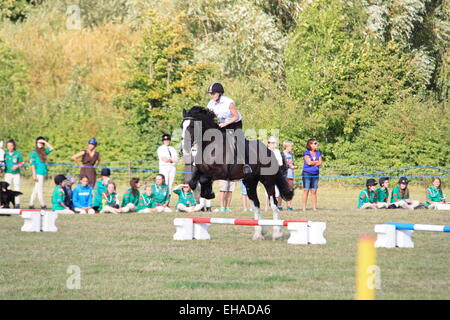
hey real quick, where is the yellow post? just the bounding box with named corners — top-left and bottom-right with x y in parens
top-left (355, 235), bottom-right (377, 300)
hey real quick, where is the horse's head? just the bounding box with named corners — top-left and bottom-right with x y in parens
top-left (181, 106), bottom-right (218, 156)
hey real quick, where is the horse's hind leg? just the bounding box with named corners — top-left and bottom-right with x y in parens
top-left (243, 178), bottom-right (264, 240)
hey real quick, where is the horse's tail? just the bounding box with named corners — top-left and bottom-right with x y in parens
top-left (275, 168), bottom-right (294, 201)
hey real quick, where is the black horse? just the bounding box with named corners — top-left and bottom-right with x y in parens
top-left (181, 106), bottom-right (293, 240)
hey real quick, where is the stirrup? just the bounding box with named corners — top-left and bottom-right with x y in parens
top-left (243, 164), bottom-right (252, 175)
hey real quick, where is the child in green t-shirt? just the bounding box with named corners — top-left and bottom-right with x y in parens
top-left (425, 177), bottom-right (446, 209)
top-left (93, 168), bottom-right (111, 212)
top-left (29, 136), bottom-right (54, 209)
top-left (374, 177), bottom-right (389, 208)
top-left (137, 185), bottom-right (158, 213)
top-left (51, 174), bottom-right (74, 214)
top-left (150, 174), bottom-right (172, 213)
top-left (390, 177), bottom-right (420, 210)
top-left (100, 182), bottom-right (121, 214)
top-left (173, 184), bottom-right (203, 213)
top-left (121, 177), bottom-right (141, 213)
top-left (358, 179), bottom-right (380, 209)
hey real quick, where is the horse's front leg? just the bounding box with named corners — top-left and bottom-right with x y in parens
top-left (199, 175), bottom-right (215, 200)
top-left (269, 196), bottom-right (283, 240)
top-left (188, 167), bottom-right (200, 190)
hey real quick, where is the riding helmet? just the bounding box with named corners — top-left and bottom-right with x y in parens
top-left (208, 82), bottom-right (224, 94)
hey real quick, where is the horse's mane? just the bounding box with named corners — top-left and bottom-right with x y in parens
top-left (185, 106), bottom-right (219, 130)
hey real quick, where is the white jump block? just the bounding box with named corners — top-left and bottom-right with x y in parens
top-left (41, 211), bottom-right (58, 232)
top-left (308, 221), bottom-right (327, 244)
top-left (21, 210), bottom-right (42, 232)
top-left (435, 203), bottom-right (450, 210)
top-left (193, 223), bottom-right (211, 240)
top-left (287, 222), bottom-right (308, 244)
top-left (21, 210), bottom-right (58, 233)
top-left (374, 224), bottom-right (414, 248)
top-left (173, 218), bottom-right (193, 240)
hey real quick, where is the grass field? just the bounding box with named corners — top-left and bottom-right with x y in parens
top-left (0, 181), bottom-right (449, 300)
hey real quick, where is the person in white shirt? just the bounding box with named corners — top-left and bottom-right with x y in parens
top-left (157, 133), bottom-right (178, 192)
top-left (206, 82), bottom-right (252, 175)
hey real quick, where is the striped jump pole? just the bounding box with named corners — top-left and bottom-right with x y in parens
top-left (374, 222), bottom-right (450, 248)
top-left (0, 208), bottom-right (58, 232)
top-left (173, 217), bottom-right (326, 245)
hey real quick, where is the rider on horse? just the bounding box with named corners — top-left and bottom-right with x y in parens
top-left (206, 82), bottom-right (252, 176)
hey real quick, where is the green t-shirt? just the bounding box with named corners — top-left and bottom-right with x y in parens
top-left (390, 186), bottom-right (409, 203)
top-left (357, 189), bottom-right (377, 208)
top-left (102, 191), bottom-right (119, 207)
top-left (5, 151), bottom-right (23, 174)
top-left (137, 193), bottom-right (156, 211)
top-left (375, 187), bottom-right (389, 203)
top-left (150, 184), bottom-right (170, 205)
top-left (122, 188), bottom-right (140, 207)
top-left (51, 185), bottom-right (66, 211)
top-left (93, 180), bottom-right (108, 210)
top-left (173, 189), bottom-right (196, 207)
top-left (425, 186), bottom-right (446, 207)
top-left (30, 148), bottom-right (51, 176)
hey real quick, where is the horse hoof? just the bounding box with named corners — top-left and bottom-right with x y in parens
top-left (252, 233), bottom-right (265, 241)
top-left (272, 232), bottom-right (283, 240)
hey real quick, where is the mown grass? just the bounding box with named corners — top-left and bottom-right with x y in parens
top-left (0, 182), bottom-right (449, 300)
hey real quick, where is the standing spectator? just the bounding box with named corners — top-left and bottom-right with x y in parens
top-left (425, 177), bottom-right (446, 209)
top-left (51, 175), bottom-right (75, 214)
top-left (150, 174), bottom-right (172, 212)
top-left (265, 136), bottom-right (283, 211)
top-left (72, 175), bottom-right (95, 214)
top-left (301, 138), bottom-right (322, 211)
top-left (0, 141), bottom-right (5, 177)
top-left (283, 140), bottom-right (298, 210)
top-left (29, 136), bottom-right (54, 209)
top-left (240, 179), bottom-right (251, 212)
top-left (100, 182), bottom-right (121, 214)
top-left (216, 180), bottom-right (234, 213)
top-left (157, 133), bottom-right (178, 192)
top-left (92, 168), bottom-right (111, 212)
top-left (121, 177), bottom-right (141, 213)
top-left (4, 139), bottom-right (24, 209)
top-left (390, 177), bottom-right (420, 210)
top-left (71, 138), bottom-right (101, 187)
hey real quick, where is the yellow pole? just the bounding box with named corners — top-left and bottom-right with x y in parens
top-left (355, 235), bottom-right (377, 300)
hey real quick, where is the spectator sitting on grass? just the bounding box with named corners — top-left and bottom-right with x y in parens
top-left (93, 168), bottom-right (111, 212)
top-left (173, 184), bottom-right (203, 213)
top-left (72, 175), bottom-right (95, 214)
top-left (121, 177), bottom-right (141, 213)
top-left (425, 177), bottom-right (446, 209)
top-left (390, 177), bottom-right (420, 210)
top-left (51, 174), bottom-right (74, 214)
top-left (358, 179), bottom-right (386, 209)
top-left (136, 184), bottom-right (158, 213)
top-left (150, 174), bottom-right (172, 213)
top-left (100, 181), bottom-right (121, 214)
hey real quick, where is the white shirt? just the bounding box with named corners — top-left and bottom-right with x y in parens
top-left (157, 145), bottom-right (179, 168)
top-left (272, 149), bottom-right (283, 166)
top-left (207, 95), bottom-right (242, 124)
